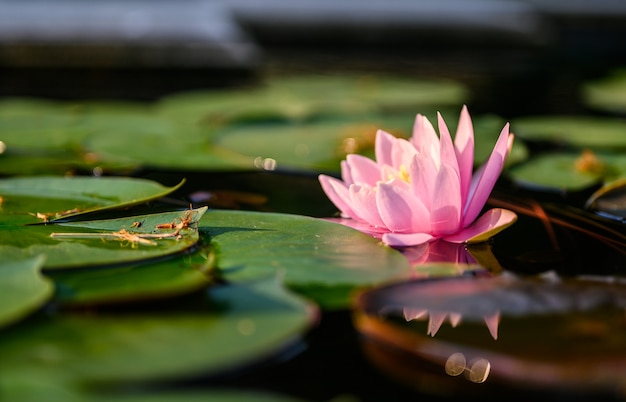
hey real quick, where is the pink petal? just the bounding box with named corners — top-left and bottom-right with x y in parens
top-left (411, 114), bottom-right (439, 156)
top-left (318, 174), bottom-right (356, 218)
top-left (345, 154), bottom-right (381, 186)
top-left (430, 163), bottom-right (461, 236)
top-left (349, 184), bottom-right (386, 228)
top-left (437, 112), bottom-right (460, 174)
top-left (340, 160), bottom-right (353, 185)
top-left (382, 232), bottom-right (435, 247)
top-left (409, 153), bottom-right (437, 210)
top-left (375, 129), bottom-right (396, 167)
top-left (462, 124), bottom-right (512, 227)
top-left (375, 180), bottom-right (415, 232)
top-left (454, 105), bottom-right (475, 205)
top-left (391, 136), bottom-right (418, 168)
top-left (443, 208), bottom-right (517, 243)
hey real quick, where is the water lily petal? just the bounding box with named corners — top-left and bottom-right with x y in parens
top-left (318, 174), bottom-right (356, 218)
top-left (462, 124), bottom-right (512, 227)
top-left (411, 114), bottom-right (440, 162)
top-left (375, 129), bottom-right (397, 167)
top-left (454, 105), bottom-right (475, 205)
top-left (409, 154), bottom-right (437, 210)
top-left (340, 160), bottom-right (353, 185)
top-left (430, 163), bottom-right (462, 235)
top-left (349, 184), bottom-right (386, 228)
top-left (391, 136), bottom-right (418, 168)
top-left (444, 208), bottom-right (517, 243)
top-left (382, 232), bottom-right (435, 247)
top-left (376, 180), bottom-right (416, 232)
top-left (437, 112), bottom-right (460, 175)
top-left (345, 154), bottom-right (381, 186)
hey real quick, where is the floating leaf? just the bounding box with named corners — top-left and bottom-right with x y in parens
top-left (202, 210), bottom-right (412, 309)
top-left (507, 152), bottom-right (605, 191)
top-left (0, 278), bottom-right (316, 388)
top-left (0, 176), bottom-right (185, 225)
top-left (581, 69), bottom-right (626, 115)
top-left (512, 115), bottom-right (626, 150)
top-left (0, 207), bottom-right (207, 270)
top-left (49, 244), bottom-right (215, 306)
top-left (0, 256), bottom-right (53, 328)
top-left (156, 74), bottom-right (469, 126)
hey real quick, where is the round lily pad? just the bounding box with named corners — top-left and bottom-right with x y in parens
top-left (201, 210), bottom-right (412, 309)
top-left (0, 278), bottom-right (316, 388)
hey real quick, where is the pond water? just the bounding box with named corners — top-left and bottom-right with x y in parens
top-left (2, 4), bottom-right (626, 400)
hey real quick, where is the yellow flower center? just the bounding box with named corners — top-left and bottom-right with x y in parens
top-left (388, 164), bottom-right (411, 184)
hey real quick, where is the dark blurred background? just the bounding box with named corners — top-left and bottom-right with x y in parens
top-left (1, 0), bottom-right (626, 116)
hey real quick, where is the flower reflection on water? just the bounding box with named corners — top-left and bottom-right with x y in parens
top-left (404, 308), bottom-right (501, 340)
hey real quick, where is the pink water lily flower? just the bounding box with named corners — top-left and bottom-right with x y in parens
top-left (319, 106), bottom-right (517, 247)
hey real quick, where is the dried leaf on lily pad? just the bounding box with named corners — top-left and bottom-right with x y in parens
top-left (0, 207), bottom-right (207, 270)
top-left (201, 210), bottom-right (412, 309)
top-left (0, 278), bottom-right (317, 388)
top-left (0, 256), bottom-right (54, 329)
top-left (0, 176), bottom-right (185, 225)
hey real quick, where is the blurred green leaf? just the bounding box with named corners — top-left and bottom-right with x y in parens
top-left (0, 256), bottom-right (53, 328)
top-left (512, 115), bottom-right (626, 150)
top-left (0, 278), bottom-right (316, 387)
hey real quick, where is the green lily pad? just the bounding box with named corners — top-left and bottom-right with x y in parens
top-left (201, 210), bottom-right (412, 309)
top-left (213, 114), bottom-right (418, 172)
top-left (0, 380), bottom-right (309, 402)
top-left (0, 176), bottom-right (184, 225)
top-left (214, 112), bottom-right (527, 174)
top-left (507, 152), bottom-right (604, 191)
top-left (511, 115), bottom-right (626, 150)
top-left (0, 207), bottom-right (207, 270)
top-left (83, 123), bottom-right (252, 171)
top-left (156, 74), bottom-right (469, 126)
top-left (507, 150), bottom-right (626, 191)
top-left (581, 69), bottom-right (626, 115)
top-left (0, 256), bottom-right (54, 328)
top-left (49, 243), bottom-right (215, 306)
top-left (0, 278), bottom-right (316, 387)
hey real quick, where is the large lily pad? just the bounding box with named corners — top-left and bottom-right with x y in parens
top-left (201, 210), bottom-right (412, 308)
top-left (0, 176), bottom-right (185, 225)
top-left (0, 256), bottom-right (54, 328)
top-left (0, 207), bottom-right (207, 270)
top-left (0, 278), bottom-right (316, 388)
top-left (49, 243), bottom-right (215, 306)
